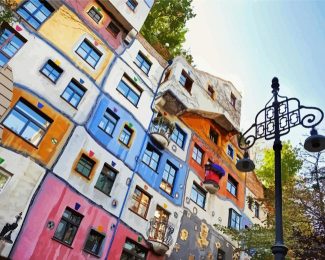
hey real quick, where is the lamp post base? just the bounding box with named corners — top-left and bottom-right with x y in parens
top-left (271, 244), bottom-right (288, 260)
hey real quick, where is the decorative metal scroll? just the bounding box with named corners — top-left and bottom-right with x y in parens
top-left (238, 95), bottom-right (324, 150)
top-left (147, 218), bottom-right (175, 246)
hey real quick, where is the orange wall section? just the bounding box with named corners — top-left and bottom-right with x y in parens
top-left (1, 88), bottom-right (73, 167)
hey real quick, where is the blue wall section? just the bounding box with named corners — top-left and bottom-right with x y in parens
top-left (137, 140), bottom-right (187, 206)
top-left (87, 94), bottom-right (146, 170)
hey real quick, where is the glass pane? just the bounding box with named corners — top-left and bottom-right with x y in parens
top-left (128, 90), bottom-right (140, 105)
top-left (0, 53), bottom-right (9, 66)
top-left (54, 219), bottom-right (67, 240)
top-left (117, 81), bottom-right (129, 96)
top-left (70, 94), bottom-right (81, 107)
top-left (3, 109), bottom-right (28, 134)
top-left (21, 121), bottom-right (44, 145)
top-left (191, 187), bottom-right (197, 201)
top-left (63, 224), bottom-right (77, 244)
top-left (16, 101), bottom-right (50, 128)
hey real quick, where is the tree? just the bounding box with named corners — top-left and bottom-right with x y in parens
top-left (0, 0), bottom-right (16, 25)
top-left (141, 0), bottom-right (196, 64)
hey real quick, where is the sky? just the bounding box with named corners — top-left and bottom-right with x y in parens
top-left (184, 0), bottom-right (325, 147)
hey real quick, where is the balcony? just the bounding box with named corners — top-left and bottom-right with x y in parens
top-left (149, 116), bottom-right (175, 148)
top-left (147, 218), bottom-right (174, 255)
top-left (203, 163), bottom-right (226, 194)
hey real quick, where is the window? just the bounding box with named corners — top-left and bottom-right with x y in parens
top-left (179, 70), bottom-right (193, 93)
top-left (119, 124), bottom-right (133, 146)
top-left (75, 39), bottom-right (102, 68)
top-left (254, 202), bottom-right (260, 218)
top-left (208, 85), bottom-right (215, 99)
top-left (192, 144), bottom-right (204, 165)
top-left (3, 99), bottom-right (52, 146)
top-left (107, 21), bottom-right (120, 38)
top-left (191, 183), bottom-right (206, 208)
top-left (209, 128), bottom-right (218, 145)
top-left (217, 249), bottom-right (225, 260)
top-left (228, 208), bottom-right (241, 230)
top-left (40, 59), bottom-right (63, 83)
top-left (227, 144), bottom-right (234, 159)
top-left (121, 239), bottom-right (147, 260)
top-left (95, 164), bottom-right (117, 196)
top-left (0, 169), bottom-right (12, 193)
top-left (248, 197), bottom-right (253, 210)
top-left (76, 154), bottom-right (95, 178)
top-left (171, 125), bottom-right (186, 148)
top-left (61, 79), bottom-right (86, 108)
top-left (142, 143), bottom-right (160, 171)
top-left (0, 23), bottom-right (27, 67)
top-left (116, 77), bottom-right (142, 106)
top-left (17, 0), bottom-right (54, 29)
top-left (160, 161), bottom-right (177, 195)
top-left (53, 207), bottom-right (83, 246)
top-left (98, 108), bottom-right (119, 136)
top-left (135, 52), bottom-right (151, 74)
top-left (227, 174), bottom-right (238, 197)
top-left (87, 6), bottom-right (102, 23)
top-left (126, 0), bottom-right (138, 11)
top-left (230, 93), bottom-right (236, 108)
top-left (84, 229), bottom-right (105, 256)
top-left (130, 186), bottom-right (151, 218)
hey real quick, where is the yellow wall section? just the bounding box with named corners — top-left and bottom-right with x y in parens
top-left (38, 5), bottom-right (114, 81)
top-left (1, 88), bottom-right (72, 167)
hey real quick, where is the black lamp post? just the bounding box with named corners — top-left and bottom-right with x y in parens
top-left (236, 77), bottom-right (325, 259)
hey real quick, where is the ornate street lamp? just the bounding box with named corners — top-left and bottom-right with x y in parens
top-left (236, 77), bottom-right (325, 259)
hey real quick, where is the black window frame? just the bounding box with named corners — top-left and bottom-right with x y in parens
top-left (160, 160), bottom-right (177, 195)
top-left (116, 76), bottom-right (142, 107)
top-left (94, 163), bottom-right (118, 196)
top-left (121, 238), bottom-right (147, 260)
top-left (61, 78), bottom-right (86, 108)
top-left (192, 144), bottom-right (204, 165)
top-left (83, 229), bottom-right (105, 256)
top-left (75, 153), bottom-right (95, 179)
top-left (87, 6), bottom-right (103, 24)
top-left (227, 144), bottom-right (234, 159)
top-left (179, 70), bottom-right (193, 93)
top-left (227, 174), bottom-right (238, 197)
top-left (190, 182), bottom-right (206, 209)
top-left (209, 127), bottom-right (219, 145)
top-left (98, 108), bottom-right (119, 136)
top-left (228, 208), bottom-right (241, 230)
top-left (53, 207), bottom-right (83, 246)
top-left (142, 143), bottom-right (161, 171)
top-left (129, 186), bottom-right (151, 219)
top-left (135, 52), bottom-right (152, 74)
top-left (171, 124), bottom-right (186, 149)
top-left (40, 59), bottom-right (63, 83)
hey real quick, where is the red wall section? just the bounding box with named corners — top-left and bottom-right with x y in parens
top-left (11, 173), bottom-right (117, 260)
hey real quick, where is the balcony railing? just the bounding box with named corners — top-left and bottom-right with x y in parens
top-left (147, 218), bottom-right (174, 255)
top-left (149, 116), bottom-right (175, 148)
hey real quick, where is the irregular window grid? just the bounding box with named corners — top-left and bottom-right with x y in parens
top-left (191, 184), bottom-right (206, 208)
top-left (119, 125), bottom-right (133, 146)
top-left (135, 53), bottom-right (151, 74)
top-left (0, 27), bottom-right (25, 67)
top-left (76, 40), bottom-right (102, 68)
top-left (61, 80), bottom-right (86, 108)
top-left (41, 60), bottom-right (63, 82)
top-left (171, 126), bottom-right (185, 148)
top-left (192, 145), bottom-right (203, 164)
top-left (116, 80), bottom-right (141, 106)
top-left (227, 145), bottom-right (234, 158)
top-left (95, 165), bottom-right (117, 195)
top-left (130, 188), bottom-right (150, 218)
top-left (227, 177), bottom-right (237, 196)
top-left (3, 100), bottom-right (51, 146)
top-left (160, 162), bottom-right (177, 194)
top-left (76, 155), bottom-right (95, 178)
top-left (98, 109), bottom-right (119, 135)
top-left (142, 145), bottom-right (160, 171)
top-left (54, 208), bottom-right (83, 245)
top-left (127, 0), bottom-right (138, 10)
top-left (84, 229), bottom-right (105, 255)
top-left (87, 7), bottom-right (102, 23)
top-left (229, 209), bottom-right (240, 230)
top-left (17, 0), bottom-right (54, 29)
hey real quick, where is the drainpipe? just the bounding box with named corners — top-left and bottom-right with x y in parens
top-left (105, 59), bottom-right (173, 257)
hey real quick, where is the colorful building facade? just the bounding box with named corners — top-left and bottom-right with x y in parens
top-left (0, 1), bottom-right (265, 259)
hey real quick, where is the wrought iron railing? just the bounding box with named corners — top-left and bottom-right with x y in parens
top-left (147, 218), bottom-right (174, 246)
top-left (149, 116), bottom-right (175, 141)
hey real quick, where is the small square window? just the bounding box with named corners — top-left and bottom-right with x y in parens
top-left (130, 186), bottom-right (151, 219)
top-left (76, 154), bottom-right (95, 179)
top-left (171, 125), bottom-right (186, 148)
top-left (228, 208), bottom-right (241, 230)
top-left (84, 229), bottom-right (105, 256)
top-left (142, 143), bottom-right (160, 171)
top-left (40, 60), bottom-right (63, 83)
top-left (107, 21), bottom-right (120, 38)
top-left (126, 0), bottom-right (138, 11)
top-left (117, 76), bottom-right (142, 106)
top-left (230, 93), bottom-right (236, 108)
top-left (160, 161), bottom-right (177, 195)
top-left (179, 70), bottom-right (193, 93)
top-left (61, 79), bottom-right (86, 108)
top-left (190, 182), bottom-right (206, 208)
top-left (53, 207), bottom-right (83, 246)
top-left (95, 164), bottom-right (117, 196)
top-left (98, 108), bottom-right (119, 136)
top-left (192, 144), bottom-right (204, 165)
top-left (135, 52), bottom-right (151, 74)
top-left (87, 6), bottom-right (102, 24)
top-left (75, 39), bottom-right (102, 68)
top-left (0, 168), bottom-right (12, 193)
top-left (209, 128), bottom-right (218, 145)
top-left (227, 174), bottom-right (238, 197)
top-left (227, 144), bottom-right (234, 159)
top-left (208, 85), bottom-right (215, 99)
top-left (119, 124), bottom-right (134, 146)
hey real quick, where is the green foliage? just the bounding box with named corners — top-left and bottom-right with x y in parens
top-left (141, 0), bottom-right (196, 64)
top-left (0, 0), bottom-right (16, 24)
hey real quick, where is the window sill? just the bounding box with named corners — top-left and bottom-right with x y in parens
top-left (227, 191), bottom-right (238, 199)
top-left (52, 237), bottom-right (74, 249)
top-left (83, 249), bottom-right (101, 258)
top-left (118, 140), bottom-right (131, 149)
top-left (94, 186), bottom-right (112, 197)
top-left (97, 126), bottom-right (114, 138)
top-left (60, 96), bottom-right (79, 110)
top-left (129, 208), bottom-right (148, 221)
top-left (142, 161), bottom-right (158, 173)
top-left (190, 199), bottom-right (206, 211)
top-left (3, 127), bottom-right (41, 149)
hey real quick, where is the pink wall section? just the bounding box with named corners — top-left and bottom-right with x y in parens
top-left (11, 173), bottom-right (117, 260)
top-left (64, 0), bottom-right (124, 50)
top-left (108, 223), bottom-right (164, 260)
